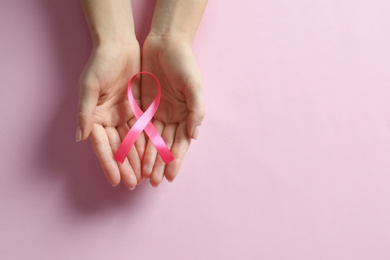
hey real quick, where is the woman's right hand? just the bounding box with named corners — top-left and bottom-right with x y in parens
top-left (77, 41), bottom-right (145, 189)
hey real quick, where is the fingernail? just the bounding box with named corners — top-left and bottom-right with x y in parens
top-left (129, 186), bottom-right (136, 190)
top-left (193, 125), bottom-right (200, 140)
top-left (75, 126), bottom-right (82, 142)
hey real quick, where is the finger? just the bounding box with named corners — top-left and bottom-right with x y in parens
top-left (165, 122), bottom-right (191, 183)
top-left (106, 126), bottom-right (137, 189)
top-left (184, 77), bottom-right (205, 140)
top-left (150, 124), bottom-right (176, 187)
top-left (142, 119), bottom-right (164, 178)
top-left (89, 124), bottom-right (121, 186)
top-left (77, 80), bottom-right (99, 142)
top-left (117, 124), bottom-right (143, 185)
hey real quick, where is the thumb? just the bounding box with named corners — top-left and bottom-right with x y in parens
top-left (184, 78), bottom-right (205, 140)
top-left (76, 82), bottom-right (99, 142)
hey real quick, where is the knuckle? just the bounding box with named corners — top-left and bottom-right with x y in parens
top-left (92, 139), bottom-right (110, 148)
top-left (76, 110), bottom-right (93, 122)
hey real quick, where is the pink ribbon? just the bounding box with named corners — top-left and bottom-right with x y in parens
top-left (114, 72), bottom-right (174, 164)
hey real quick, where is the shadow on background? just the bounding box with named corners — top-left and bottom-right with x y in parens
top-left (39, 0), bottom-right (156, 215)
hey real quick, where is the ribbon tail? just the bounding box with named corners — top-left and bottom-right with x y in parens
top-left (144, 122), bottom-right (174, 164)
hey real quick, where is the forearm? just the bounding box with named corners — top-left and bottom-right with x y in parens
top-left (150, 0), bottom-right (208, 44)
top-left (80, 0), bottom-right (136, 46)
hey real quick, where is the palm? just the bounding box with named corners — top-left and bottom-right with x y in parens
top-left (141, 43), bottom-right (189, 123)
top-left (140, 36), bottom-right (204, 186)
top-left (79, 44), bottom-right (144, 188)
top-left (92, 57), bottom-right (135, 127)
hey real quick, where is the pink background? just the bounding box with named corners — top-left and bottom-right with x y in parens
top-left (1, 0), bottom-right (390, 259)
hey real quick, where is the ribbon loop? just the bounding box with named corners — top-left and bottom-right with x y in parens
top-left (114, 72), bottom-right (174, 164)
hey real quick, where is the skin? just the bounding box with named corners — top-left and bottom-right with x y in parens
top-left (141, 0), bottom-right (207, 187)
top-left (77, 0), bottom-right (207, 188)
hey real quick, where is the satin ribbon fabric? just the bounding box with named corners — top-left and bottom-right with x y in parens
top-left (114, 72), bottom-right (174, 164)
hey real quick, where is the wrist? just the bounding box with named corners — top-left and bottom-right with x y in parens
top-left (90, 39), bottom-right (140, 68)
top-left (146, 32), bottom-right (193, 49)
top-left (149, 26), bottom-right (195, 46)
top-left (148, 0), bottom-right (207, 46)
top-left (81, 0), bottom-right (137, 48)
top-left (93, 37), bottom-right (139, 53)
top-left (91, 30), bottom-right (137, 48)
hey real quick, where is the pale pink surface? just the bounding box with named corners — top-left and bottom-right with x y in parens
top-left (1, 0), bottom-right (390, 259)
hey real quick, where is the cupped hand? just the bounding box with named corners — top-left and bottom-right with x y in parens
top-left (140, 35), bottom-right (205, 187)
top-left (77, 42), bottom-right (145, 189)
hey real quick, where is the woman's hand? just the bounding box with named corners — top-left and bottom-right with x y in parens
top-left (140, 34), bottom-right (205, 187)
top-left (78, 0), bottom-right (207, 188)
top-left (77, 42), bottom-right (145, 189)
